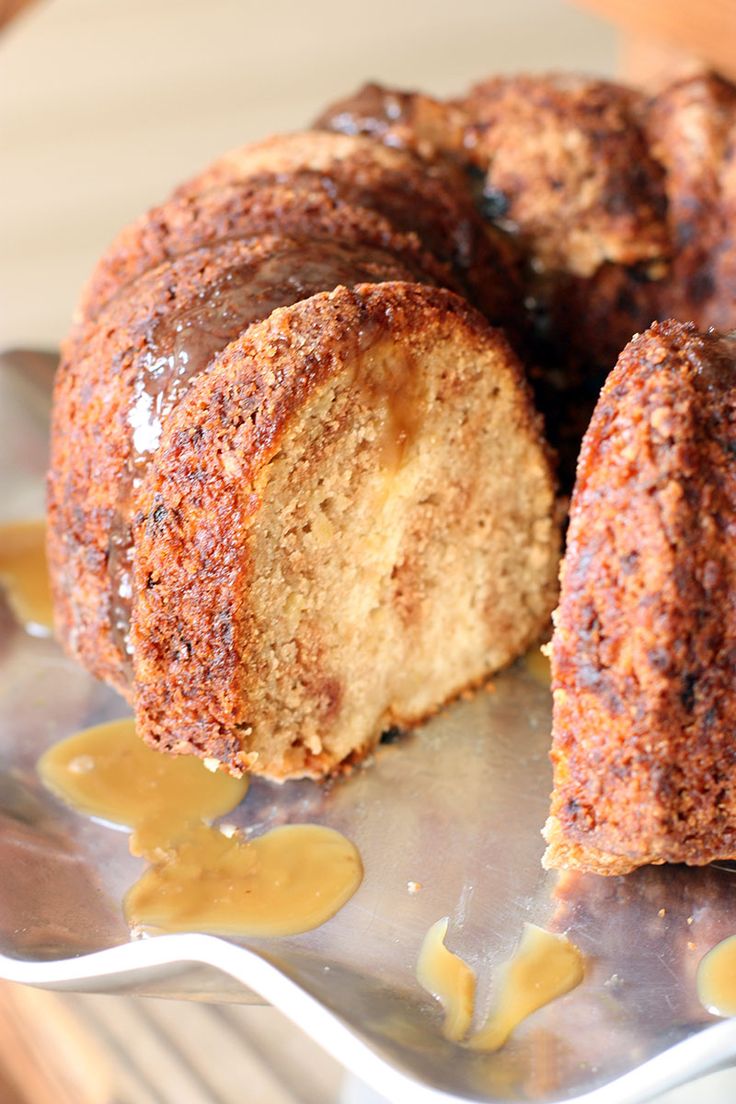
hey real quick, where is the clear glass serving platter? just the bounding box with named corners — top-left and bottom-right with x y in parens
top-left (2, 349), bottom-right (736, 1104)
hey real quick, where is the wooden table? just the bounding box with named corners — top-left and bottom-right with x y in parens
top-left (575, 0), bottom-right (736, 85)
top-left (0, 982), bottom-right (344, 1103)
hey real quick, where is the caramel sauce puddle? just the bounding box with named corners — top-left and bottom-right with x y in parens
top-left (39, 718), bottom-right (362, 937)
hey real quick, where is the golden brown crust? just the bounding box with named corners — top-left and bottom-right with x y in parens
top-left (312, 84), bottom-right (468, 163)
top-left (76, 172), bottom-right (460, 326)
top-left (545, 320), bottom-right (736, 874)
top-left (177, 130), bottom-right (435, 193)
top-left (461, 74), bottom-right (668, 278)
top-left (178, 130), bottom-right (522, 336)
top-left (49, 234), bottom-right (434, 691)
top-left (315, 72), bottom-right (736, 505)
top-left (315, 73), bottom-right (736, 368)
top-left (647, 72), bottom-right (736, 332)
top-left (130, 282), bottom-right (557, 775)
top-left (315, 76), bottom-right (672, 472)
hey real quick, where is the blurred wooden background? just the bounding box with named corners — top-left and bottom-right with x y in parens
top-left (576, 0), bottom-right (736, 85)
top-left (0, 0), bottom-right (616, 349)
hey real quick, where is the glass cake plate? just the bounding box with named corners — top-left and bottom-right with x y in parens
top-left (2, 349), bottom-right (736, 1104)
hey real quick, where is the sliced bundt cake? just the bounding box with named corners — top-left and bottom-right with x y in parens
top-left (545, 320), bottom-right (736, 874)
top-left (48, 109), bottom-right (561, 782)
top-left (130, 283), bottom-right (559, 778)
top-left (317, 76), bottom-right (669, 365)
top-left (49, 230), bottom-right (445, 694)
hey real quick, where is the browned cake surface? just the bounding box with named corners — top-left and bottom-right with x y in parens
top-left (130, 283), bottom-right (559, 778)
top-left (77, 172), bottom-right (461, 326)
top-left (318, 78), bottom-right (668, 336)
top-left (461, 74), bottom-right (668, 278)
top-left (318, 72), bottom-right (736, 373)
top-left (178, 129), bottom-right (434, 192)
top-left (545, 320), bottom-right (736, 874)
top-left (175, 131), bottom-right (522, 335)
top-left (647, 72), bottom-right (736, 332)
top-left (317, 71), bottom-right (736, 493)
top-left (312, 84), bottom-right (468, 163)
top-left (49, 233), bottom-right (434, 692)
top-left (458, 74), bottom-right (671, 397)
top-left (75, 132), bottom-right (521, 347)
top-left (314, 77), bottom-right (667, 483)
top-left (544, 262), bottom-right (663, 383)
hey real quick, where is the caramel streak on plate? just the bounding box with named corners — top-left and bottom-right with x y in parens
top-left (0, 519), bottom-right (53, 636)
top-left (416, 917), bottom-right (476, 1042)
top-left (467, 924), bottom-right (584, 1052)
top-left (39, 718), bottom-right (363, 938)
top-left (417, 919), bottom-right (584, 1051)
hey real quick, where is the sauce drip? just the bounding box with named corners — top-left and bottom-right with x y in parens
top-left (468, 924), bottom-right (584, 1052)
top-left (375, 347), bottom-right (422, 474)
top-left (39, 718), bottom-right (363, 937)
top-left (416, 919), bottom-right (584, 1051)
top-left (0, 520), bottom-right (53, 636)
top-left (697, 934), bottom-right (736, 1017)
top-left (417, 917), bottom-right (476, 1042)
top-left (108, 237), bottom-right (419, 662)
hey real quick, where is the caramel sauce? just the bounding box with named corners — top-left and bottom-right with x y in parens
top-left (109, 237), bottom-right (418, 662)
top-left (524, 645), bottom-right (551, 686)
top-left (417, 917), bottom-right (476, 1042)
top-left (38, 718), bottom-right (248, 853)
top-left (468, 924), bottom-right (584, 1052)
top-left (0, 520), bottom-right (53, 636)
top-left (39, 718), bottom-right (363, 937)
top-left (125, 822), bottom-right (363, 937)
top-left (417, 920), bottom-right (584, 1051)
top-left (374, 347), bottom-right (423, 474)
top-left (697, 934), bottom-right (736, 1017)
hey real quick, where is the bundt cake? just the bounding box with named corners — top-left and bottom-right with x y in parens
top-left (51, 232), bottom-right (444, 694)
top-left (544, 320), bottom-right (736, 874)
top-left (327, 70), bottom-right (736, 346)
top-left (48, 118), bottom-right (560, 779)
top-left (48, 68), bottom-right (736, 859)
